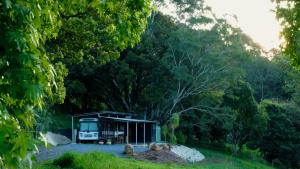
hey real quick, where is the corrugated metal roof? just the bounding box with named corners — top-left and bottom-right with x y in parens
top-left (72, 111), bottom-right (135, 117)
top-left (72, 111), bottom-right (156, 123)
top-left (100, 116), bottom-right (156, 123)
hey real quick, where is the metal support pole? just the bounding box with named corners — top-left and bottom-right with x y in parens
top-left (136, 122), bottom-right (138, 145)
top-left (116, 122), bottom-right (118, 138)
top-left (143, 122), bottom-right (145, 145)
top-left (126, 122), bottom-right (129, 144)
top-left (72, 116), bottom-right (74, 143)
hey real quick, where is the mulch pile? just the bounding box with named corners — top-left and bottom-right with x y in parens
top-left (133, 150), bottom-right (186, 163)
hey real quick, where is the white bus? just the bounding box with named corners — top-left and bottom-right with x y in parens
top-left (78, 118), bottom-right (99, 142)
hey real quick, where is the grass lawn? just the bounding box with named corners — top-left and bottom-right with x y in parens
top-left (34, 149), bottom-right (274, 169)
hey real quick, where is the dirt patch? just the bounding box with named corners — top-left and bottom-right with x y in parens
top-left (133, 150), bottom-right (186, 163)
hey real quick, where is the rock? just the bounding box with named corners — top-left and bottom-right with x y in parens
top-left (45, 132), bottom-right (71, 146)
top-left (124, 144), bottom-right (134, 155)
top-left (171, 145), bottom-right (205, 162)
top-left (149, 143), bottom-right (161, 151)
top-left (161, 143), bottom-right (170, 150)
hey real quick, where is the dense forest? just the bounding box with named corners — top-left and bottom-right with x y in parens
top-left (1, 0), bottom-right (300, 169)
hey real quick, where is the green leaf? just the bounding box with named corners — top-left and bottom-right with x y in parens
top-left (4, 0), bottom-right (12, 9)
top-left (25, 83), bottom-right (43, 102)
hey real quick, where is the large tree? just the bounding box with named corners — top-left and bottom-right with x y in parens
top-left (259, 100), bottom-right (300, 169)
top-left (55, 13), bottom-right (172, 114)
top-left (0, 0), bottom-right (151, 167)
top-left (222, 80), bottom-right (267, 152)
top-left (273, 0), bottom-right (300, 66)
top-left (0, 1), bottom-right (61, 167)
top-left (244, 56), bottom-right (285, 101)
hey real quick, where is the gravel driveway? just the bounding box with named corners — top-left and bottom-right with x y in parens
top-left (36, 144), bottom-right (148, 161)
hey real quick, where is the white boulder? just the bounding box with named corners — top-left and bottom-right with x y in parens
top-left (171, 145), bottom-right (205, 162)
top-left (45, 132), bottom-right (71, 146)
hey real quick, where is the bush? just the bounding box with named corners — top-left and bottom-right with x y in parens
top-left (53, 152), bottom-right (83, 169)
top-left (170, 134), bottom-right (177, 144)
top-left (176, 131), bottom-right (187, 144)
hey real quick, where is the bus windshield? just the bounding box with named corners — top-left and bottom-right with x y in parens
top-left (80, 122), bottom-right (98, 131)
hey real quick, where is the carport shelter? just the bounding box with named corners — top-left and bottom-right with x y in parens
top-left (71, 111), bottom-right (161, 144)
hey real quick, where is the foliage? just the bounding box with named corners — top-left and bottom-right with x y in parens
top-left (4, 0), bottom-right (299, 168)
top-left (0, 0), bottom-right (60, 167)
top-left (47, 7), bottom-right (300, 169)
top-left (272, 53), bottom-right (300, 104)
top-left (0, 0), bottom-right (151, 168)
top-left (161, 124), bottom-right (168, 142)
top-left (36, 110), bottom-right (71, 133)
top-left (164, 0), bottom-right (213, 28)
top-left (170, 113), bottom-right (179, 129)
top-left (244, 56), bottom-right (286, 101)
top-left (273, 0), bottom-right (300, 66)
top-left (258, 100), bottom-right (300, 169)
top-left (52, 152), bottom-right (83, 169)
top-left (54, 13), bottom-right (174, 113)
top-left (48, 0), bottom-right (151, 66)
top-left (223, 80), bottom-right (267, 151)
top-left (161, 113), bottom-right (180, 144)
top-left (54, 11), bottom-right (265, 148)
top-left (169, 113), bottom-right (179, 144)
top-left (43, 0), bottom-right (154, 114)
top-left (175, 130), bottom-right (187, 144)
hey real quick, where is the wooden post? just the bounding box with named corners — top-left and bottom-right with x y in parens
top-left (136, 122), bottom-right (138, 145)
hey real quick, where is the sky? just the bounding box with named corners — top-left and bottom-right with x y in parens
top-left (205, 0), bottom-right (282, 51)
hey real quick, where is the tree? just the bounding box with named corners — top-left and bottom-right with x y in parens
top-left (169, 113), bottom-right (180, 144)
top-left (47, 0), bottom-right (151, 66)
top-left (0, 0), bottom-right (151, 167)
top-left (244, 56), bottom-right (285, 101)
top-left (272, 53), bottom-right (300, 104)
top-left (259, 100), bottom-right (300, 169)
top-left (145, 23), bottom-right (234, 122)
top-left (46, 0), bottom-right (152, 114)
top-left (223, 80), bottom-right (267, 152)
top-left (57, 13), bottom-right (172, 114)
top-left (55, 10), bottom-right (272, 148)
top-left (0, 1), bottom-right (61, 167)
top-left (273, 0), bottom-right (300, 66)
top-left (160, 113), bottom-right (179, 144)
top-left (161, 125), bottom-right (168, 142)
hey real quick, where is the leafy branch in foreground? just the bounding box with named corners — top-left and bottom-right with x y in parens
top-left (0, 0), bottom-right (151, 168)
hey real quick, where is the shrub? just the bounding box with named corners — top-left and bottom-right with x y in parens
top-left (176, 131), bottom-right (187, 144)
top-left (170, 134), bottom-right (177, 144)
top-left (53, 152), bottom-right (83, 169)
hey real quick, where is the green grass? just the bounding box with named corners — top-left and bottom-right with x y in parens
top-left (197, 148), bottom-right (274, 169)
top-left (34, 149), bottom-right (274, 169)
